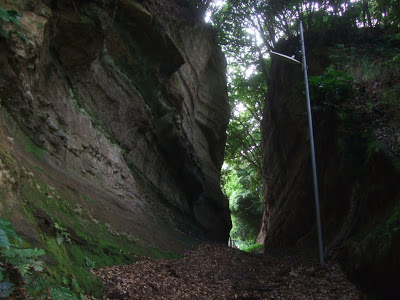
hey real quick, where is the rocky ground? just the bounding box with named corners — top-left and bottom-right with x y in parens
top-left (93, 243), bottom-right (361, 300)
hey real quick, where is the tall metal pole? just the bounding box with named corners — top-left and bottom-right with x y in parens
top-left (299, 21), bottom-right (325, 265)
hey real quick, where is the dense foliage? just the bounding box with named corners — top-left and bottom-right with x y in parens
top-left (222, 165), bottom-right (263, 246)
top-left (220, 63), bottom-right (266, 246)
top-left (222, 69), bottom-right (266, 246)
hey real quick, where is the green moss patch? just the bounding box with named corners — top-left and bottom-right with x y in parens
top-left (18, 176), bottom-right (179, 297)
top-left (24, 138), bottom-right (46, 160)
top-left (0, 105), bottom-right (180, 297)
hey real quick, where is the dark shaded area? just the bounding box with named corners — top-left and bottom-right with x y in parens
top-left (260, 28), bottom-right (400, 298)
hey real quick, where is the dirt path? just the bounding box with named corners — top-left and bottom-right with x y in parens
top-left (93, 243), bottom-right (361, 299)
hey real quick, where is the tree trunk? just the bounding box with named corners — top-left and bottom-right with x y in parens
top-left (363, 0), bottom-right (373, 27)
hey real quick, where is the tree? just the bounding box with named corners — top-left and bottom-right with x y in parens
top-left (221, 69), bottom-right (266, 245)
top-left (208, 2), bottom-right (268, 244)
top-left (222, 165), bottom-right (263, 245)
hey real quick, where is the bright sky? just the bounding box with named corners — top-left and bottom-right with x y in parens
top-left (204, 0), bottom-right (226, 23)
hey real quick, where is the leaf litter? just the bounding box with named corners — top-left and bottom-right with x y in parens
top-left (93, 243), bottom-right (361, 299)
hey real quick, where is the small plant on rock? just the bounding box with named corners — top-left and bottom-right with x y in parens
top-left (0, 5), bottom-right (20, 38)
top-left (0, 4), bottom-right (27, 42)
top-left (0, 218), bottom-right (75, 299)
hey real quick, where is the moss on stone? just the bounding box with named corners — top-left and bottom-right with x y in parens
top-left (25, 138), bottom-right (46, 160)
top-left (17, 176), bottom-right (179, 297)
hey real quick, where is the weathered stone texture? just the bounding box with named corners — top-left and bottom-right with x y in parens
top-left (0, 0), bottom-right (230, 251)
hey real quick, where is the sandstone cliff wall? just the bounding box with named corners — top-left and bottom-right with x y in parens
top-left (0, 0), bottom-right (230, 257)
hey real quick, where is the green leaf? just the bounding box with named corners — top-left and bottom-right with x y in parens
top-left (0, 229), bottom-right (10, 249)
top-left (0, 7), bottom-right (9, 22)
top-left (0, 8), bottom-right (20, 25)
top-left (16, 263), bottom-right (30, 277)
top-left (56, 234), bottom-right (64, 246)
top-left (2, 252), bottom-right (44, 276)
top-left (54, 222), bottom-right (66, 231)
top-left (6, 10), bottom-right (19, 18)
top-left (2, 247), bottom-right (46, 276)
top-left (30, 260), bottom-right (44, 273)
top-left (0, 281), bottom-right (14, 298)
top-left (0, 218), bottom-right (22, 243)
top-left (49, 286), bottom-right (75, 300)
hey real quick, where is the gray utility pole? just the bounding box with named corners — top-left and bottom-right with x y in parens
top-left (299, 21), bottom-right (324, 266)
top-left (270, 21), bottom-right (324, 265)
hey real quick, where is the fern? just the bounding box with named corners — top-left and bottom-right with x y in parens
top-left (0, 219), bottom-right (21, 249)
top-left (24, 275), bottom-right (48, 295)
top-left (84, 256), bottom-right (95, 270)
top-left (0, 219), bottom-right (48, 298)
top-left (3, 247), bottom-right (45, 259)
top-left (0, 218), bottom-right (79, 298)
top-left (0, 229), bottom-right (9, 249)
top-left (0, 281), bottom-right (14, 298)
top-left (2, 247), bottom-right (45, 276)
top-left (49, 285), bottom-right (75, 300)
top-left (0, 267), bottom-right (4, 281)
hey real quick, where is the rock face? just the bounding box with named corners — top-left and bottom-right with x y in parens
top-left (0, 0), bottom-right (230, 255)
top-left (259, 31), bottom-right (400, 297)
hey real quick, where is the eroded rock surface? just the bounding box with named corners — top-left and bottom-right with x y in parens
top-left (0, 0), bottom-right (230, 255)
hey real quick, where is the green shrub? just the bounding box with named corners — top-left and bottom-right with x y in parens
top-left (328, 38), bottom-right (400, 120)
top-left (309, 66), bottom-right (355, 110)
top-left (222, 165), bottom-right (263, 245)
top-left (241, 243), bottom-right (263, 253)
top-left (378, 82), bottom-right (400, 114)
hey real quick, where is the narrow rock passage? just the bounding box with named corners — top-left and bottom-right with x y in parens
top-left (93, 243), bottom-right (360, 299)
